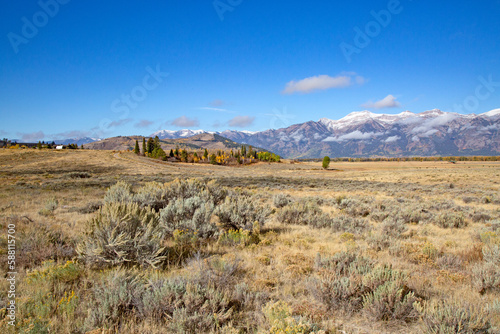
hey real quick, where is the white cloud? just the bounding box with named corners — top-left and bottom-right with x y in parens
top-left (419, 129), bottom-right (439, 137)
top-left (385, 135), bottom-right (400, 143)
top-left (362, 95), bottom-right (402, 109)
top-left (411, 113), bottom-right (458, 134)
top-left (228, 116), bottom-right (255, 128)
top-left (170, 116), bottom-right (200, 127)
top-left (198, 107), bottom-right (235, 114)
top-left (282, 73), bottom-right (365, 94)
top-left (322, 131), bottom-right (383, 142)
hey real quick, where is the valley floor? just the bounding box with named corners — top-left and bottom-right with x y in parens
top-left (0, 149), bottom-right (499, 333)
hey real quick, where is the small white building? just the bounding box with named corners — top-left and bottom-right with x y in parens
top-left (56, 145), bottom-right (64, 150)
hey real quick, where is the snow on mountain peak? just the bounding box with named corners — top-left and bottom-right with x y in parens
top-left (481, 109), bottom-right (500, 117)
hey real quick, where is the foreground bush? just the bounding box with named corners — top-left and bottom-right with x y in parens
top-left (215, 194), bottom-right (271, 231)
top-left (77, 203), bottom-right (166, 268)
top-left (415, 300), bottom-right (491, 333)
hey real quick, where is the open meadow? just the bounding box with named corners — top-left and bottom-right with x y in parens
top-left (0, 148), bottom-right (499, 333)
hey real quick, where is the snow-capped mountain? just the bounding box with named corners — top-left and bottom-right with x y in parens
top-left (151, 129), bottom-right (208, 139)
top-left (147, 109), bottom-right (499, 158)
top-left (151, 129), bottom-right (257, 140)
top-left (229, 109), bottom-right (499, 158)
top-left (55, 137), bottom-right (101, 146)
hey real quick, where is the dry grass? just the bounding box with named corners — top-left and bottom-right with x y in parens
top-left (0, 148), bottom-right (499, 333)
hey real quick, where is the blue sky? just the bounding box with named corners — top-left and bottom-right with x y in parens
top-left (1, 0), bottom-right (499, 141)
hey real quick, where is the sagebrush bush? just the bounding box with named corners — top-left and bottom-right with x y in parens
top-left (435, 212), bottom-right (468, 229)
top-left (159, 196), bottom-right (217, 239)
top-left (327, 215), bottom-right (370, 234)
top-left (472, 262), bottom-right (500, 294)
top-left (133, 182), bottom-right (170, 211)
top-left (77, 202), bottom-right (166, 268)
top-left (215, 194), bottom-right (270, 231)
top-left (39, 197), bottom-right (58, 216)
top-left (415, 300), bottom-right (491, 333)
top-left (84, 269), bottom-right (145, 330)
top-left (362, 280), bottom-right (418, 322)
top-left (104, 181), bottom-right (133, 204)
top-left (276, 200), bottom-right (325, 226)
top-left (273, 193), bottom-right (291, 208)
top-left (262, 300), bottom-right (325, 334)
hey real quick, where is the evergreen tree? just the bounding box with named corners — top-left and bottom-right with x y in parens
top-left (142, 138), bottom-right (146, 156)
top-left (181, 149), bottom-right (188, 162)
top-left (203, 148), bottom-right (208, 160)
top-left (146, 138), bottom-right (154, 155)
top-left (241, 145), bottom-right (246, 157)
top-left (175, 146), bottom-right (179, 157)
top-left (153, 136), bottom-right (160, 150)
top-left (81, 144), bottom-right (84, 149)
top-left (169, 149), bottom-right (174, 157)
top-left (134, 140), bottom-right (140, 154)
top-left (37, 141), bottom-right (42, 150)
top-left (210, 154), bottom-right (217, 165)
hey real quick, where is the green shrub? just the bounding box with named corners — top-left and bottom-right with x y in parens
top-left (362, 280), bottom-right (418, 322)
top-left (39, 197), bottom-right (58, 216)
top-left (415, 300), bottom-right (491, 333)
top-left (77, 203), bottom-right (166, 268)
top-left (262, 300), bottom-right (325, 334)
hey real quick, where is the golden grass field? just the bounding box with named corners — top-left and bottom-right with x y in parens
top-left (0, 148), bottom-right (499, 333)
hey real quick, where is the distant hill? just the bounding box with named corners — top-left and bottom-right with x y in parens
top-left (84, 133), bottom-right (266, 153)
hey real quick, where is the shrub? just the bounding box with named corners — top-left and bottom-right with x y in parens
top-left (159, 196), bottom-right (217, 239)
top-left (133, 182), bottom-right (170, 211)
top-left (262, 300), bottom-right (325, 334)
top-left (362, 280), bottom-right (418, 322)
top-left (436, 254), bottom-right (463, 270)
top-left (84, 269), bottom-right (145, 330)
top-left (66, 171), bottom-right (91, 179)
top-left (361, 265), bottom-right (419, 322)
top-left (337, 197), bottom-right (371, 217)
top-left (434, 212), bottom-right (467, 229)
top-left (472, 262), bottom-right (500, 294)
top-left (381, 217), bottom-right (408, 238)
top-left (273, 193), bottom-right (291, 208)
top-left (215, 194), bottom-right (270, 231)
top-left (315, 251), bottom-right (373, 276)
top-left (77, 203), bottom-right (166, 268)
top-left (104, 181), bottom-right (133, 204)
top-left (327, 215), bottom-right (369, 234)
top-left (39, 197), bottom-right (58, 216)
top-left (276, 201), bottom-right (323, 226)
top-left (415, 300), bottom-right (491, 333)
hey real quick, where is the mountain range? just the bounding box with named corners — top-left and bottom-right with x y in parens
top-left (150, 109), bottom-right (500, 158)
top-left (71, 109), bottom-right (499, 158)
